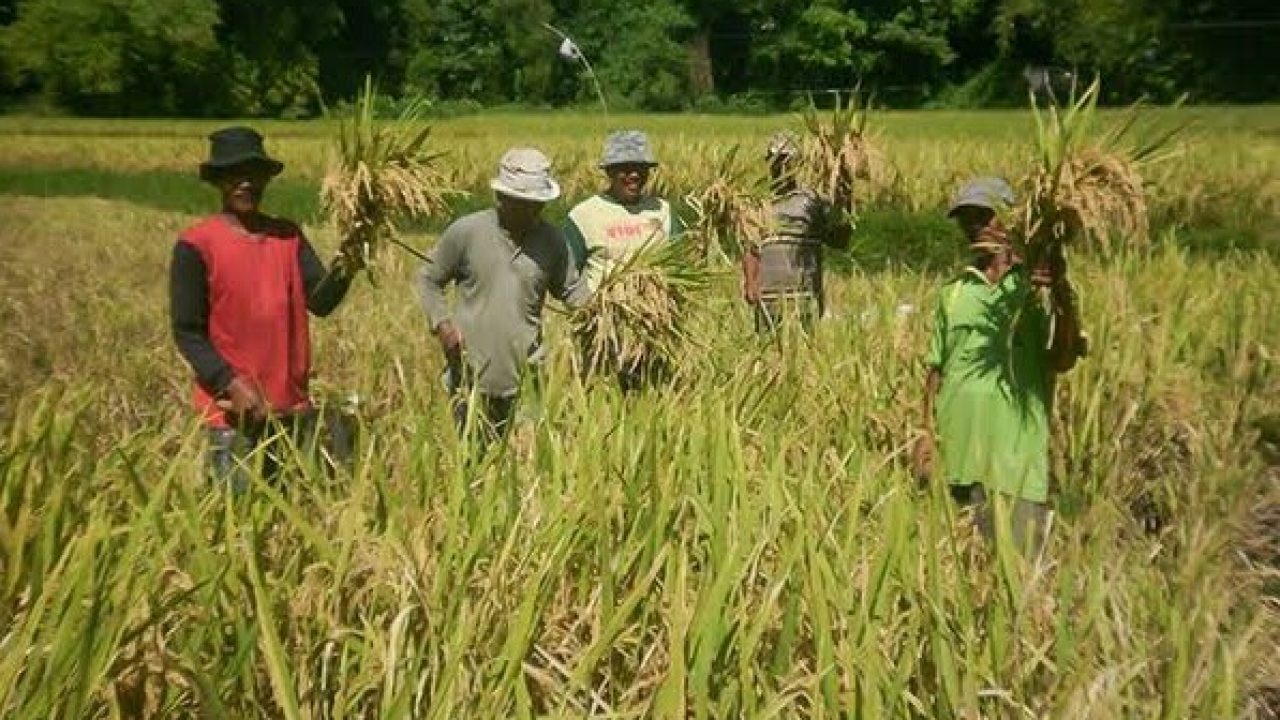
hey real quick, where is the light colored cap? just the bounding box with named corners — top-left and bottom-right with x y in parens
top-left (947, 176), bottom-right (1015, 216)
top-left (599, 130), bottom-right (657, 168)
top-left (490, 147), bottom-right (561, 202)
top-left (765, 130), bottom-right (799, 160)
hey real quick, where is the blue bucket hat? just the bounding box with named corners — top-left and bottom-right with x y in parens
top-left (599, 130), bottom-right (658, 168)
top-left (947, 176), bottom-right (1015, 217)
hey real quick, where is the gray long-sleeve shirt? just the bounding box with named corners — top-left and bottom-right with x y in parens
top-left (419, 208), bottom-right (590, 398)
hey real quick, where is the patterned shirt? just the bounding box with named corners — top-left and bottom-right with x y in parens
top-left (756, 188), bottom-right (848, 299)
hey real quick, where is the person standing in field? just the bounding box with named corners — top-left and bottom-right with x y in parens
top-left (563, 130), bottom-right (682, 292)
top-left (913, 177), bottom-right (1085, 555)
top-left (563, 129), bottom-right (683, 388)
top-left (169, 127), bottom-right (357, 489)
top-left (419, 147), bottom-right (590, 444)
top-left (741, 131), bottom-right (853, 332)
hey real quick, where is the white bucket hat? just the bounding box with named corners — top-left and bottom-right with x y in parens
top-left (490, 147), bottom-right (561, 202)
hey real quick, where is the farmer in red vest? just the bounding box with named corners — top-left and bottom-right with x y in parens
top-left (169, 127), bottom-right (356, 488)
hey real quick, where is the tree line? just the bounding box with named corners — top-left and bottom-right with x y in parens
top-left (0, 0), bottom-right (1276, 117)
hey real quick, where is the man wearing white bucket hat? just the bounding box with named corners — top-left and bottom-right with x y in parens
top-left (419, 147), bottom-right (590, 442)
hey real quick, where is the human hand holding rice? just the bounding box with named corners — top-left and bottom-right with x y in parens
top-left (321, 77), bottom-right (457, 277)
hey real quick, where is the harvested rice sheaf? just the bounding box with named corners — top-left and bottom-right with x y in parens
top-left (572, 240), bottom-right (713, 381)
top-left (321, 77), bottom-right (457, 272)
top-left (1018, 144), bottom-right (1151, 262)
top-left (682, 143), bottom-right (771, 263)
top-left (1014, 78), bottom-right (1183, 259)
top-left (797, 91), bottom-right (895, 215)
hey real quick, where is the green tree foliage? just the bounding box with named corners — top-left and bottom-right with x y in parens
top-left (316, 0), bottom-right (410, 104)
top-left (995, 0), bottom-right (1280, 103)
top-left (401, 0), bottom-right (564, 106)
top-left (1, 0), bottom-right (221, 114)
top-left (214, 0), bottom-right (343, 117)
top-left (570, 0), bottom-right (695, 110)
top-left (0, 0), bottom-right (1274, 115)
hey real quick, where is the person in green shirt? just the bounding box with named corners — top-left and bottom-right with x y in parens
top-left (913, 177), bottom-right (1085, 555)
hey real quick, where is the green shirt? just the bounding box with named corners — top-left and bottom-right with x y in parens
top-left (419, 209), bottom-right (590, 398)
top-left (926, 266), bottom-right (1052, 502)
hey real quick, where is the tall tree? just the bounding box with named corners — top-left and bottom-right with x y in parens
top-left (317, 0), bottom-right (410, 104)
top-left (1, 0), bottom-right (222, 114)
top-left (995, 0), bottom-right (1280, 102)
top-left (215, 0), bottom-right (343, 116)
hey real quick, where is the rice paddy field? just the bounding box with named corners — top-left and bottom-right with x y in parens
top-left (0, 108), bottom-right (1278, 718)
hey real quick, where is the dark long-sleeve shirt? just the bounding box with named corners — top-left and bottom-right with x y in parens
top-left (169, 220), bottom-right (352, 397)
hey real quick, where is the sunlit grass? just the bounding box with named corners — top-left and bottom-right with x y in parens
top-left (0, 104), bottom-right (1276, 718)
top-left (0, 188), bottom-right (1276, 716)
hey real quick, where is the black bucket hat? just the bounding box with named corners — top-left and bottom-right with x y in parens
top-left (199, 126), bottom-right (284, 183)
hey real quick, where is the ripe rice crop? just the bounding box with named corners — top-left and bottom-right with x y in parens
top-left (320, 78), bottom-right (457, 271)
top-left (798, 91), bottom-right (897, 216)
top-left (0, 106), bottom-right (1276, 717)
top-left (679, 143), bottom-right (771, 262)
top-left (571, 238), bottom-right (714, 381)
top-left (1015, 79), bottom-right (1183, 259)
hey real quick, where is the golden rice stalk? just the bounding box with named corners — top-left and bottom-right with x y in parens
top-left (797, 91), bottom-right (894, 215)
top-left (321, 77), bottom-right (459, 272)
top-left (682, 144), bottom-right (771, 264)
top-left (1020, 148), bottom-right (1148, 257)
top-left (1015, 77), bottom-right (1184, 259)
top-left (571, 239), bottom-right (713, 382)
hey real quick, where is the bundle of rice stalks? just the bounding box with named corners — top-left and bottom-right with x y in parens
top-left (1015, 77), bottom-right (1184, 260)
top-left (682, 143), bottom-right (771, 264)
top-left (321, 77), bottom-right (458, 273)
top-left (571, 239), bottom-right (714, 382)
top-left (797, 91), bottom-right (894, 215)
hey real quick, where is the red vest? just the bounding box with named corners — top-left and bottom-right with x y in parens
top-left (180, 215), bottom-right (311, 427)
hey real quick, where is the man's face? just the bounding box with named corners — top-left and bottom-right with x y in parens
top-left (215, 162), bottom-right (274, 216)
top-left (953, 205), bottom-right (1000, 243)
top-left (495, 193), bottom-right (545, 237)
top-left (606, 163), bottom-right (650, 204)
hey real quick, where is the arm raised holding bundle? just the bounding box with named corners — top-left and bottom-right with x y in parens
top-left (824, 165), bottom-right (855, 251)
top-left (298, 234), bottom-right (356, 317)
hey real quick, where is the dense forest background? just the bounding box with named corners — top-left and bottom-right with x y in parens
top-left (0, 0), bottom-right (1276, 116)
